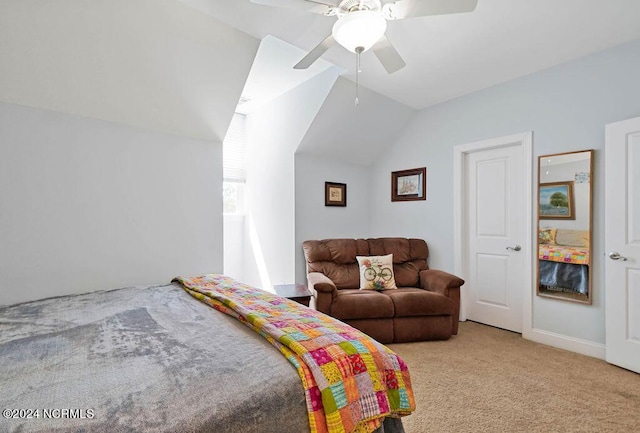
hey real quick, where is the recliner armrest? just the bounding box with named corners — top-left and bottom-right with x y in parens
top-left (420, 269), bottom-right (464, 335)
top-left (307, 272), bottom-right (337, 314)
top-left (307, 272), bottom-right (337, 293)
top-left (419, 269), bottom-right (464, 296)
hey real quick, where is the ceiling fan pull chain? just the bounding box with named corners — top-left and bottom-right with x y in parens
top-left (355, 46), bottom-right (363, 107)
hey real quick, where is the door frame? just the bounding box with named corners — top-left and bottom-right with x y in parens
top-left (453, 132), bottom-right (534, 337)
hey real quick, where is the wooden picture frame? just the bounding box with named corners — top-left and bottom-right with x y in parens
top-left (391, 167), bottom-right (426, 202)
top-left (539, 181), bottom-right (575, 220)
top-left (325, 182), bottom-right (346, 207)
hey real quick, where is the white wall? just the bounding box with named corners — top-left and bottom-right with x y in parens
top-left (0, 103), bottom-right (223, 305)
top-left (0, 0), bottom-right (258, 143)
top-left (223, 215), bottom-right (245, 281)
top-left (370, 38), bottom-right (640, 347)
top-left (243, 69), bottom-right (339, 289)
top-left (0, 0), bottom-right (259, 305)
top-left (294, 155), bottom-right (372, 283)
top-left (296, 77), bottom-right (415, 165)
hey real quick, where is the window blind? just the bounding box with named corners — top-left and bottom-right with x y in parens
top-left (223, 113), bottom-right (246, 181)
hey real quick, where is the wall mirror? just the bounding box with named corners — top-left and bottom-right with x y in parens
top-left (537, 150), bottom-right (594, 304)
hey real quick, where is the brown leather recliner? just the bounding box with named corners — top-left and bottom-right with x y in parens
top-left (303, 238), bottom-right (464, 343)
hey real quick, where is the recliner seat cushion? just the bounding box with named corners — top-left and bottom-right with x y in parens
top-left (331, 289), bottom-right (395, 320)
top-left (384, 288), bottom-right (453, 317)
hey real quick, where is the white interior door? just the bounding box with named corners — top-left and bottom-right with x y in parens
top-left (463, 142), bottom-right (526, 332)
top-left (605, 116), bottom-right (640, 374)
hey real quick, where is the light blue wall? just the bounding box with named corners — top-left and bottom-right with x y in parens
top-left (293, 77), bottom-right (415, 284)
top-left (294, 154), bottom-right (373, 283)
top-left (370, 38), bottom-right (640, 345)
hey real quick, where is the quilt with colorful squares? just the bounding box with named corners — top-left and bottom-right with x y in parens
top-left (172, 274), bottom-right (415, 433)
top-left (539, 245), bottom-right (589, 265)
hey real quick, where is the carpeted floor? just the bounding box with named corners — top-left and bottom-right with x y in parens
top-left (388, 321), bottom-right (640, 433)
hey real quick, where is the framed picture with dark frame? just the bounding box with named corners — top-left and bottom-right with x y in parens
top-left (325, 182), bottom-right (346, 207)
top-left (539, 181), bottom-right (575, 220)
top-left (391, 167), bottom-right (426, 202)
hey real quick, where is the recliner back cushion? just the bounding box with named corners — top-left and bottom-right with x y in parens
top-left (367, 238), bottom-right (428, 287)
top-left (303, 239), bottom-right (363, 288)
top-left (303, 238), bottom-right (429, 289)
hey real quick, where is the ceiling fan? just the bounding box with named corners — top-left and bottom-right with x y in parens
top-left (250, 0), bottom-right (479, 74)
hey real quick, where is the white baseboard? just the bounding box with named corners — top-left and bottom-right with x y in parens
top-left (525, 328), bottom-right (605, 360)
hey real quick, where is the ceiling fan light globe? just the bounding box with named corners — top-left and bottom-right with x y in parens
top-left (332, 10), bottom-right (387, 53)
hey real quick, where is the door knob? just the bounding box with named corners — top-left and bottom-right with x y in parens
top-left (608, 252), bottom-right (628, 261)
top-left (506, 245), bottom-right (521, 251)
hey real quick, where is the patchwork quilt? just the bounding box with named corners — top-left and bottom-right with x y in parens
top-left (539, 245), bottom-right (589, 265)
top-left (173, 274), bottom-right (415, 433)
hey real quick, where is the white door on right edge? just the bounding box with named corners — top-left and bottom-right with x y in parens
top-left (465, 144), bottom-right (524, 333)
top-left (605, 116), bottom-right (640, 374)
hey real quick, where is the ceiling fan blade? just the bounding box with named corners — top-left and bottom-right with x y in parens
top-left (294, 34), bottom-right (336, 69)
top-left (250, 0), bottom-right (336, 15)
top-left (383, 0), bottom-right (478, 20)
top-left (371, 35), bottom-right (407, 74)
top-left (372, 35), bottom-right (406, 74)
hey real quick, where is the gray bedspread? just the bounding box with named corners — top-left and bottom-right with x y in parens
top-left (0, 283), bottom-right (309, 433)
top-left (0, 284), bottom-right (405, 433)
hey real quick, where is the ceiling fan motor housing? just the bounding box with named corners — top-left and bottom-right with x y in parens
top-left (337, 0), bottom-right (382, 13)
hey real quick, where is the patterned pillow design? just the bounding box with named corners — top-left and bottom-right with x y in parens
top-left (356, 254), bottom-right (398, 290)
top-left (539, 228), bottom-right (557, 244)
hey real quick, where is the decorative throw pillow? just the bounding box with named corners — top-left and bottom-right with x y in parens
top-left (356, 254), bottom-right (397, 291)
top-left (555, 229), bottom-right (589, 247)
top-left (539, 228), bottom-right (557, 244)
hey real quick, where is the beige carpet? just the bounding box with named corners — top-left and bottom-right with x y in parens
top-left (388, 321), bottom-right (640, 433)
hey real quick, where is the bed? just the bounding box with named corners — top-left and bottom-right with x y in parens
top-left (538, 228), bottom-right (590, 295)
top-left (0, 278), bottom-right (408, 433)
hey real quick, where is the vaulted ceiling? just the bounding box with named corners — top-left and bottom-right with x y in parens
top-left (178, 0), bottom-right (640, 109)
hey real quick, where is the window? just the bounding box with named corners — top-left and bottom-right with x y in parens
top-left (223, 181), bottom-right (245, 214)
top-left (223, 113), bottom-right (246, 214)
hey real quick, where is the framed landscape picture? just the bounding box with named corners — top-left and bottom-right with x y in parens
top-left (539, 181), bottom-right (575, 219)
top-left (391, 167), bottom-right (426, 202)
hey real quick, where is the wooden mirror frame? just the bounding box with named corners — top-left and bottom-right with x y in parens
top-left (537, 150), bottom-right (594, 304)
